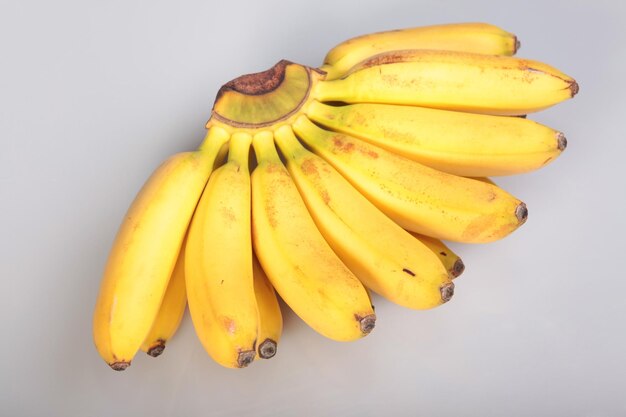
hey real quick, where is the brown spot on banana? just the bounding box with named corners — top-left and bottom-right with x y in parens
top-left (332, 135), bottom-right (355, 153)
top-left (222, 316), bottom-right (236, 335)
top-left (357, 51), bottom-right (413, 68)
top-left (300, 159), bottom-right (319, 176)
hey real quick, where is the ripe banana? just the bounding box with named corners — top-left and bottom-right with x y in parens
top-left (93, 126), bottom-right (229, 371)
top-left (313, 49), bottom-right (577, 116)
top-left (253, 256), bottom-right (283, 359)
top-left (274, 125), bottom-right (454, 309)
top-left (307, 100), bottom-right (567, 177)
top-left (412, 234), bottom-right (464, 279)
top-left (322, 22), bottom-right (519, 80)
top-left (186, 132), bottom-right (258, 369)
top-left (251, 130), bottom-right (375, 341)
top-left (140, 238), bottom-right (188, 357)
top-left (292, 115), bottom-right (527, 243)
top-left (95, 22), bottom-right (579, 370)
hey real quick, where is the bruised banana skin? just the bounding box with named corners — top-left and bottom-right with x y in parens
top-left (293, 115), bottom-right (527, 243)
top-left (274, 125), bottom-right (453, 309)
top-left (307, 100), bottom-right (567, 177)
top-left (253, 256), bottom-right (283, 359)
top-left (322, 22), bottom-right (519, 80)
top-left (314, 49), bottom-right (578, 116)
top-left (93, 127), bottom-right (230, 371)
top-left (251, 131), bottom-right (375, 342)
top-left (186, 132), bottom-right (258, 369)
top-left (140, 238), bottom-right (188, 357)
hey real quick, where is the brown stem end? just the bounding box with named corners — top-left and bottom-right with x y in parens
top-left (569, 80), bottom-right (579, 97)
top-left (358, 314), bottom-right (376, 335)
top-left (147, 340), bottom-right (166, 358)
top-left (237, 350), bottom-right (256, 368)
top-left (258, 339), bottom-right (278, 359)
top-left (556, 132), bottom-right (567, 151)
top-left (451, 258), bottom-right (465, 278)
top-left (441, 282), bottom-right (455, 303)
top-left (109, 361), bottom-right (130, 371)
top-left (516, 203), bottom-right (529, 225)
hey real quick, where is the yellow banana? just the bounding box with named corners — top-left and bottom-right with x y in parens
top-left (412, 234), bottom-right (464, 279)
top-left (251, 130), bottom-right (375, 341)
top-left (140, 237), bottom-right (188, 357)
top-left (253, 256), bottom-right (283, 359)
top-left (186, 132), bottom-right (258, 369)
top-left (93, 126), bottom-right (230, 371)
top-left (274, 125), bottom-right (454, 309)
top-left (292, 116), bottom-right (527, 243)
top-left (307, 100), bottom-right (567, 177)
top-left (322, 22), bottom-right (519, 80)
top-left (313, 49), bottom-right (578, 115)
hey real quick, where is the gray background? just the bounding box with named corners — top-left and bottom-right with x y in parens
top-left (1, 0), bottom-right (625, 416)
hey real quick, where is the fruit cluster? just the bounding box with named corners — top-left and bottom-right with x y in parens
top-left (93, 23), bottom-right (578, 370)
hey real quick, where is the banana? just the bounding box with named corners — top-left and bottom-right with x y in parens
top-left (140, 237), bottom-right (188, 357)
top-left (306, 100), bottom-right (567, 177)
top-left (186, 132), bottom-right (258, 369)
top-left (93, 126), bottom-right (230, 371)
top-left (253, 256), bottom-right (283, 359)
top-left (411, 234), bottom-right (464, 279)
top-left (251, 130), bottom-right (375, 341)
top-left (274, 125), bottom-right (454, 309)
top-left (313, 49), bottom-right (578, 116)
top-left (322, 22), bottom-right (519, 80)
top-left (292, 115), bottom-right (527, 243)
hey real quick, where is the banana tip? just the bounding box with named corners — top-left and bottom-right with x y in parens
top-left (237, 350), bottom-right (256, 368)
top-left (358, 314), bottom-right (376, 334)
top-left (441, 282), bottom-right (455, 303)
top-left (451, 259), bottom-right (465, 278)
top-left (569, 80), bottom-right (579, 97)
top-left (514, 37), bottom-right (521, 54)
top-left (147, 341), bottom-right (166, 357)
top-left (516, 203), bottom-right (528, 224)
top-left (258, 339), bottom-right (278, 359)
top-left (109, 361), bottom-right (130, 371)
top-left (556, 132), bottom-right (567, 151)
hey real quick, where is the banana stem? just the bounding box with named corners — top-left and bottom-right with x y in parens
top-left (274, 125), bottom-right (307, 161)
top-left (227, 132), bottom-right (253, 166)
top-left (198, 126), bottom-right (230, 154)
top-left (252, 131), bottom-right (280, 164)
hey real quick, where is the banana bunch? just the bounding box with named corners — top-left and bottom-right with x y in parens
top-left (93, 22), bottom-right (577, 370)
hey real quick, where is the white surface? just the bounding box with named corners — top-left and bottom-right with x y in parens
top-left (1, 1), bottom-right (625, 416)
